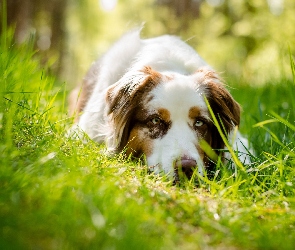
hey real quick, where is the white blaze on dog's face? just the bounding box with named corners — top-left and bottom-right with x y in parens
top-left (106, 67), bottom-right (240, 179)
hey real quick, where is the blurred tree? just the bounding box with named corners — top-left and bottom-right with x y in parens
top-left (6, 0), bottom-right (31, 44)
top-left (3, 0), bottom-right (67, 74)
top-left (2, 0), bottom-right (294, 84)
top-left (156, 0), bottom-right (201, 30)
top-left (160, 0), bottom-right (201, 17)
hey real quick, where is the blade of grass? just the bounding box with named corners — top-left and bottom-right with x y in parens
top-left (270, 111), bottom-right (295, 131)
top-left (289, 47), bottom-right (295, 85)
top-left (253, 118), bottom-right (278, 128)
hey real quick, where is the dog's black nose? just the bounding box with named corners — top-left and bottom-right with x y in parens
top-left (174, 155), bottom-right (197, 179)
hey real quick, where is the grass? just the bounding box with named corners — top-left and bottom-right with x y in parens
top-left (1, 27), bottom-right (295, 250)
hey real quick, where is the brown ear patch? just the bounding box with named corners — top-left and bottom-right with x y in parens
top-left (196, 69), bottom-right (241, 157)
top-left (196, 69), bottom-right (241, 130)
top-left (105, 66), bottom-right (163, 152)
top-left (205, 80), bottom-right (240, 129)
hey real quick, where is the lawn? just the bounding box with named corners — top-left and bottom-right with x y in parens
top-left (1, 28), bottom-right (295, 249)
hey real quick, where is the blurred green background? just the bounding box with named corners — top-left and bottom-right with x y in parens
top-left (2, 0), bottom-right (295, 86)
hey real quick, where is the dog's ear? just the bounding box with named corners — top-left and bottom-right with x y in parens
top-left (105, 66), bottom-right (162, 152)
top-left (195, 68), bottom-right (241, 150)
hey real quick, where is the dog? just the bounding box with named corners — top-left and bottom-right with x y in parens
top-left (69, 29), bottom-right (250, 180)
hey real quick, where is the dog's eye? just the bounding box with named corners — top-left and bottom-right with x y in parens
top-left (194, 120), bottom-right (204, 127)
top-left (147, 116), bottom-right (164, 128)
top-left (151, 117), bottom-right (161, 125)
top-left (146, 116), bottom-right (170, 139)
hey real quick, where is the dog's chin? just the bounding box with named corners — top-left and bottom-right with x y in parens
top-left (173, 168), bottom-right (197, 184)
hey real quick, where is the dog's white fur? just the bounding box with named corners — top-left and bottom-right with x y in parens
top-left (69, 29), bottom-right (250, 179)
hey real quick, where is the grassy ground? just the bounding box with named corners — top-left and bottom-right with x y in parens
top-left (1, 28), bottom-right (295, 250)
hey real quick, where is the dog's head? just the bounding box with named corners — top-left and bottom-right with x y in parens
top-left (106, 66), bottom-right (240, 179)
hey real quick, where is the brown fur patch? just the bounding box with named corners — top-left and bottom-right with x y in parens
top-left (106, 66), bottom-right (164, 152)
top-left (142, 66), bottom-right (173, 81)
top-left (141, 66), bottom-right (162, 81)
top-left (205, 81), bottom-right (240, 128)
top-left (188, 106), bottom-right (201, 120)
top-left (158, 108), bottom-right (171, 123)
top-left (125, 125), bottom-right (153, 157)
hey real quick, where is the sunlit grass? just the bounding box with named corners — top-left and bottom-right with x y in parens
top-left (1, 27), bottom-right (295, 249)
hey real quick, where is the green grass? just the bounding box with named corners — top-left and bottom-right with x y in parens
top-left (1, 28), bottom-right (295, 250)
